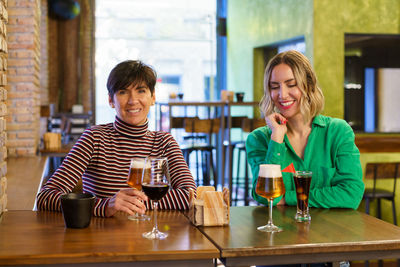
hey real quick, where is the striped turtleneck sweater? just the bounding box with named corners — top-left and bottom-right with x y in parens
top-left (36, 116), bottom-right (197, 217)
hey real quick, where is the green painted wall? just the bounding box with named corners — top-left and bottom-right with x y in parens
top-left (227, 0), bottom-right (314, 105)
top-left (228, 0), bottom-right (400, 118)
top-left (313, 0), bottom-right (400, 118)
top-left (228, 0), bottom-right (400, 223)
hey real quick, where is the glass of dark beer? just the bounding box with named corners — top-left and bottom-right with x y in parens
top-left (126, 157), bottom-right (151, 221)
top-left (293, 170), bottom-right (312, 222)
top-left (142, 157), bottom-right (171, 240)
top-left (255, 164), bottom-right (285, 232)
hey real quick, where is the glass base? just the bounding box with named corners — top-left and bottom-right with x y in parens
top-left (128, 213), bottom-right (151, 221)
top-left (142, 228), bottom-right (168, 240)
top-left (257, 224), bottom-right (283, 233)
top-left (295, 212), bottom-right (311, 222)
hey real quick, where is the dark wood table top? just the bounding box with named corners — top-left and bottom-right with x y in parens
top-left (198, 206), bottom-right (400, 266)
top-left (4, 207), bottom-right (400, 266)
top-left (0, 210), bottom-right (219, 266)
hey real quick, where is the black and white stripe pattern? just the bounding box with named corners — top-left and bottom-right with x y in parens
top-left (36, 116), bottom-right (196, 217)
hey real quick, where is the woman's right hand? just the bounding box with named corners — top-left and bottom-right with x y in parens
top-left (105, 188), bottom-right (148, 217)
top-left (266, 113), bottom-right (287, 143)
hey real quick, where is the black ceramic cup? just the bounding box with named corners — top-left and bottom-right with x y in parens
top-left (60, 192), bottom-right (95, 228)
top-left (236, 92), bottom-right (245, 102)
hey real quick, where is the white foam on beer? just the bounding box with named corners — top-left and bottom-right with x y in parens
top-left (131, 159), bottom-right (150, 168)
top-left (259, 164), bottom-right (281, 177)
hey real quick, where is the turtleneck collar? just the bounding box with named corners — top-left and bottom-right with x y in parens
top-left (113, 116), bottom-right (149, 138)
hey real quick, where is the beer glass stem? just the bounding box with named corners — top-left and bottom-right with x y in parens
top-left (268, 198), bottom-right (274, 226)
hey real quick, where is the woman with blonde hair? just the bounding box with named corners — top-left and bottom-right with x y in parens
top-left (246, 50), bottom-right (364, 209)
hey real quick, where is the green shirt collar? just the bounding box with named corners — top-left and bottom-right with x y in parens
top-left (312, 115), bottom-right (326, 128)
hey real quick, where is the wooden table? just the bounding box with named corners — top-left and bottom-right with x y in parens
top-left (0, 210), bottom-right (219, 266)
top-left (39, 143), bottom-right (73, 157)
top-left (199, 206), bottom-right (400, 267)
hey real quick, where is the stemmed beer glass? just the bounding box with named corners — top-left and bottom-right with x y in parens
top-left (142, 157), bottom-right (171, 240)
top-left (255, 164), bottom-right (285, 232)
top-left (126, 157), bottom-right (151, 221)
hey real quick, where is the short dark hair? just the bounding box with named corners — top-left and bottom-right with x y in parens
top-left (106, 60), bottom-right (157, 97)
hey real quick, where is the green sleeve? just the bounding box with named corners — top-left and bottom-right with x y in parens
top-left (308, 121), bottom-right (364, 209)
top-left (245, 127), bottom-right (287, 206)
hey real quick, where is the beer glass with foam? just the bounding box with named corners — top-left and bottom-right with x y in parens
top-left (126, 157), bottom-right (151, 221)
top-left (255, 164), bottom-right (285, 232)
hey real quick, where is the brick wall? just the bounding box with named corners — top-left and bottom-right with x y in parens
top-left (0, 0), bottom-right (8, 215)
top-left (7, 0), bottom-right (41, 157)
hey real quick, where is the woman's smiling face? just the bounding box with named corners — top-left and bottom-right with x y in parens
top-left (109, 82), bottom-right (155, 126)
top-left (269, 63), bottom-right (303, 120)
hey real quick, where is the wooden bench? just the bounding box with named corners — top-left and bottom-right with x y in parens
top-left (6, 156), bottom-right (49, 211)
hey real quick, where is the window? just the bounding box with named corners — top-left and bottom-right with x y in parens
top-left (95, 0), bottom-right (217, 127)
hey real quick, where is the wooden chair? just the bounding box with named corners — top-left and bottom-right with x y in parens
top-left (363, 162), bottom-right (399, 225)
top-left (363, 162), bottom-right (399, 267)
top-left (180, 117), bottom-right (220, 186)
top-left (242, 117), bottom-right (266, 133)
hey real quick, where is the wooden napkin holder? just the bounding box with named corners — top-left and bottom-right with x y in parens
top-left (188, 186), bottom-right (230, 226)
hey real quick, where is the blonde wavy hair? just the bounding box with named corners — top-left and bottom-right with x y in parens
top-left (260, 50), bottom-right (324, 123)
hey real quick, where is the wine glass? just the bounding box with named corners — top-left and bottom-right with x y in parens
top-left (142, 157), bottom-right (171, 240)
top-left (255, 164), bottom-right (285, 232)
top-left (126, 157), bottom-right (150, 221)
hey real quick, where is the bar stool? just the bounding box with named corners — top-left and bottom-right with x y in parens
top-left (225, 140), bottom-right (250, 206)
top-left (227, 117), bottom-right (266, 206)
top-left (181, 118), bottom-right (220, 186)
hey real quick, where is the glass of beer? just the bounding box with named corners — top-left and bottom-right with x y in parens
top-left (293, 170), bottom-right (312, 222)
top-left (255, 164), bottom-right (285, 232)
top-left (126, 157), bottom-right (151, 221)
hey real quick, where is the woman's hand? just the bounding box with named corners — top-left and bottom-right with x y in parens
top-left (105, 188), bottom-right (148, 217)
top-left (266, 113), bottom-right (287, 143)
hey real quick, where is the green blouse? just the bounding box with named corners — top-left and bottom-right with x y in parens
top-left (246, 115), bottom-right (364, 209)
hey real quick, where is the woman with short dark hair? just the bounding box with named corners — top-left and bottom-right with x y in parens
top-left (37, 60), bottom-right (196, 217)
